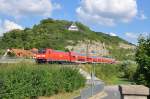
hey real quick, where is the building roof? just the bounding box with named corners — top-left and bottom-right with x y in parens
top-left (119, 85), bottom-right (149, 96)
top-left (68, 22), bottom-right (79, 31)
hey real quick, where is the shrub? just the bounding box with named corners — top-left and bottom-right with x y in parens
top-left (0, 64), bottom-right (85, 99)
top-left (119, 61), bottom-right (137, 81)
top-left (0, 49), bottom-right (5, 56)
top-left (93, 64), bottom-right (119, 84)
top-left (135, 36), bottom-right (150, 87)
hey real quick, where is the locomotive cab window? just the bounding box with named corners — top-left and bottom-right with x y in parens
top-left (38, 49), bottom-right (46, 54)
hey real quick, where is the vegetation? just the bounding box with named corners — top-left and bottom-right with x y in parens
top-left (95, 32), bottom-right (129, 45)
top-left (94, 64), bottom-right (120, 84)
top-left (0, 63), bottom-right (85, 99)
top-left (134, 36), bottom-right (150, 87)
top-left (38, 89), bottom-right (81, 99)
top-left (109, 48), bottom-right (135, 60)
top-left (119, 61), bottom-right (137, 81)
top-left (0, 49), bottom-right (5, 56)
top-left (82, 63), bottom-right (137, 85)
top-left (0, 18), bottom-right (134, 60)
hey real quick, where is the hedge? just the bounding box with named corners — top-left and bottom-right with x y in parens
top-left (0, 64), bottom-right (85, 99)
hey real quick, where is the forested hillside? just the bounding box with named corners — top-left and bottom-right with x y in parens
top-left (0, 18), bottom-right (135, 60)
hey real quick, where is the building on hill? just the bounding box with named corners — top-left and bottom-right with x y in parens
top-left (68, 22), bottom-right (79, 31)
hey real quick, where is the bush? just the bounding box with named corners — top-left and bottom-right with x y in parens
top-left (0, 64), bottom-right (85, 99)
top-left (0, 49), bottom-right (5, 56)
top-left (93, 64), bottom-right (119, 84)
top-left (119, 61), bottom-right (137, 81)
top-left (135, 36), bottom-right (150, 87)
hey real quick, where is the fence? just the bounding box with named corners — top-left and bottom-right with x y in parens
top-left (0, 57), bottom-right (35, 63)
top-left (74, 79), bottom-right (105, 99)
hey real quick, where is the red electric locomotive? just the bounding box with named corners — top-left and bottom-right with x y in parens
top-left (35, 48), bottom-right (116, 64)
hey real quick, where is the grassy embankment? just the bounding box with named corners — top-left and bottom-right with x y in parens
top-left (81, 63), bottom-right (137, 85)
top-left (0, 63), bottom-right (85, 99)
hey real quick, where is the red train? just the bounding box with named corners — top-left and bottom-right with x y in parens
top-left (35, 48), bottom-right (116, 64)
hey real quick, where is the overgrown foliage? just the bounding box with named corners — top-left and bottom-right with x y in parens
top-left (82, 64), bottom-right (120, 84)
top-left (119, 61), bottom-right (137, 81)
top-left (94, 64), bottom-right (119, 84)
top-left (135, 36), bottom-right (150, 87)
top-left (0, 49), bottom-right (5, 56)
top-left (83, 63), bottom-right (137, 85)
top-left (0, 64), bottom-right (85, 99)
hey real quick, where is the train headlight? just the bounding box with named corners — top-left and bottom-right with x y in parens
top-left (36, 55), bottom-right (45, 58)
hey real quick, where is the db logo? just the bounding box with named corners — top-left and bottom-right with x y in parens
top-left (59, 55), bottom-right (63, 57)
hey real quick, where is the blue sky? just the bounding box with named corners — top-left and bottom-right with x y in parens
top-left (0, 0), bottom-right (149, 44)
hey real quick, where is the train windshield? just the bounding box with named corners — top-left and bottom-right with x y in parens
top-left (38, 49), bottom-right (46, 54)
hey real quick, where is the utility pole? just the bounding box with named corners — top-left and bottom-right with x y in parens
top-left (86, 40), bottom-right (95, 96)
top-left (86, 41), bottom-right (89, 62)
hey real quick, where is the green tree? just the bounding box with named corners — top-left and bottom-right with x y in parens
top-left (135, 35), bottom-right (150, 87)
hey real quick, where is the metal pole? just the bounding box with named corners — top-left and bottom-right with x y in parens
top-left (86, 40), bottom-right (93, 96)
top-left (86, 41), bottom-right (89, 62)
top-left (91, 64), bottom-right (93, 96)
top-left (91, 62), bottom-right (96, 96)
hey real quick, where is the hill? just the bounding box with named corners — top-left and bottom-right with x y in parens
top-left (0, 18), bottom-right (135, 60)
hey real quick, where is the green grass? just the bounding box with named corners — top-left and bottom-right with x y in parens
top-left (0, 63), bottom-right (86, 99)
top-left (110, 77), bottom-right (133, 85)
top-left (38, 89), bottom-right (81, 99)
top-left (81, 63), bottom-right (136, 85)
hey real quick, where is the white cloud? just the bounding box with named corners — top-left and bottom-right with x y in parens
top-left (3, 20), bottom-right (23, 32)
top-left (53, 3), bottom-right (62, 10)
top-left (0, 20), bottom-right (3, 36)
top-left (124, 32), bottom-right (150, 44)
top-left (76, 0), bottom-right (138, 26)
top-left (109, 32), bottom-right (117, 36)
top-left (125, 32), bottom-right (150, 39)
top-left (0, 19), bottom-right (23, 36)
top-left (125, 32), bottom-right (138, 39)
top-left (106, 32), bottom-right (117, 36)
top-left (140, 32), bottom-right (150, 38)
top-left (138, 13), bottom-right (147, 20)
top-left (0, 0), bottom-right (60, 18)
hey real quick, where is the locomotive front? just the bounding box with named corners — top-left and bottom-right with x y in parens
top-left (36, 49), bottom-right (47, 63)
